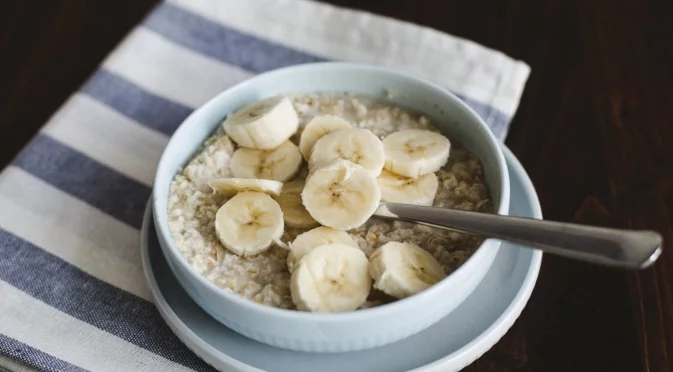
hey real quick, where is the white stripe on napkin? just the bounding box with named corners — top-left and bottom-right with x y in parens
top-left (103, 28), bottom-right (250, 108)
top-left (42, 94), bottom-right (168, 186)
top-left (0, 168), bottom-right (149, 299)
top-left (168, 0), bottom-right (530, 117)
top-left (0, 283), bottom-right (191, 372)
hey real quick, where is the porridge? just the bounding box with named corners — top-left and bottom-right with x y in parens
top-left (167, 94), bottom-right (492, 311)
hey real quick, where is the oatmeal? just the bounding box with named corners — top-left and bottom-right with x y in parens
top-left (168, 94), bottom-right (492, 310)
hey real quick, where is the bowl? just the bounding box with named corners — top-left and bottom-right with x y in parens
top-left (152, 62), bottom-right (510, 353)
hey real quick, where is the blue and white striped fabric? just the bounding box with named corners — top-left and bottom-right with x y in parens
top-left (0, 1), bottom-right (530, 371)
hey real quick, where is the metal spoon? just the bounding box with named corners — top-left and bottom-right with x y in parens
top-left (374, 202), bottom-right (662, 269)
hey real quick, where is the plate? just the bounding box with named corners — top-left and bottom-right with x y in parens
top-left (141, 145), bottom-right (543, 372)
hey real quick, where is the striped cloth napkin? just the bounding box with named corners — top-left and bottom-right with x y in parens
top-left (0, 0), bottom-right (530, 371)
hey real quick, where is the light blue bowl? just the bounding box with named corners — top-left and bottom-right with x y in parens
top-left (152, 62), bottom-right (510, 353)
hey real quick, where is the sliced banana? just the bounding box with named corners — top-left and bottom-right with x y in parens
top-left (208, 178), bottom-right (283, 197)
top-left (290, 243), bottom-right (371, 312)
top-left (230, 140), bottom-right (303, 182)
top-left (302, 159), bottom-right (381, 230)
top-left (222, 96), bottom-right (299, 150)
top-left (299, 115), bottom-right (352, 160)
top-left (377, 169), bottom-right (439, 206)
top-left (287, 227), bottom-right (358, 272)
top-left (369, 241), bottom-right (446, 299)
top-left (215, 191), bottom-right (284, 256)
top-left (382, 129), bottom-right (451, 178)
top-left (309, 128), bottom-right (385, 176)
top-left (275, 180), bottom-right (319, 229)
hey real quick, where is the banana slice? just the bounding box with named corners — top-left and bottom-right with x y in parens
top-left (230, 141), bottom-right (303, 182)
top-left (382, 129), bottom-right (451, 178)
top-left (377, 169), bottom-right (439, 206)
top-left (208, 178), bottom-right (283, 197)
top-left (215, 191), bottom-right (284, 256)
top-left (309, 128), bottom-right (385, 176)
top-left (275, 180), bottom-right (319, 229)
top-left (222, 96), bottom-right (299, 150)
top-left (302, 159), bottom-right (381, 230)
top-left (287, 227), bottom-right (358, 272)
top-left (299, 115), bottom-right (352, 160)
top-left (369, 241), bottom-right (446, 299)
top-left (290, 243), bottom-right (371, 312)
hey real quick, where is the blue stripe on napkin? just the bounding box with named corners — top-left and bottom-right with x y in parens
top-left (12, 135), bottom-right (150, 229)
top-left (144, 3), bottom-right (325, 73)
top-left (0, 335), bottom-right (86, 372)
top-left (0, 228), bottom-right (215, 372)
top-left (454, 94), bottom-right (511, 140)
top-left (81, 69), bottom-right (193, 136)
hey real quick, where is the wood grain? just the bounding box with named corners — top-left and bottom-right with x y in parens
top-left (1, 0), bottom-right (671, 371)
top-left (0, 1), bottom-right (157, 167)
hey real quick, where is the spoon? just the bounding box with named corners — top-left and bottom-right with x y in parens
top-left (373, 202), bottom-right (662, 269)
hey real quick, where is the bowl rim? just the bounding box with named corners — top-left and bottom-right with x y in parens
top-left (152, 61), bottom-right (510, 322)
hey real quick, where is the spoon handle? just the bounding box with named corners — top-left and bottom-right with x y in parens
top-left (374, 203), bottom-right (662, 269)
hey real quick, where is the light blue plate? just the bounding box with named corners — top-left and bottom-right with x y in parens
top-left (141, 145), bottom-right (543, 372)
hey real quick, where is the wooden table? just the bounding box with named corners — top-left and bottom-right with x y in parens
top-left (1, 1), bottom-right (671, 371)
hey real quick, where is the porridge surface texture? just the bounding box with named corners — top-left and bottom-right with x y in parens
top-left (167, 94), bottom-right (492, 310)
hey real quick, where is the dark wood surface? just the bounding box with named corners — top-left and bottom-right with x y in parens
top-left (1, 1), bottom-right (671, 371)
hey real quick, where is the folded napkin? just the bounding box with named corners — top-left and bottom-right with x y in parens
top-left (0, 0), bottom-right (530, 371)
